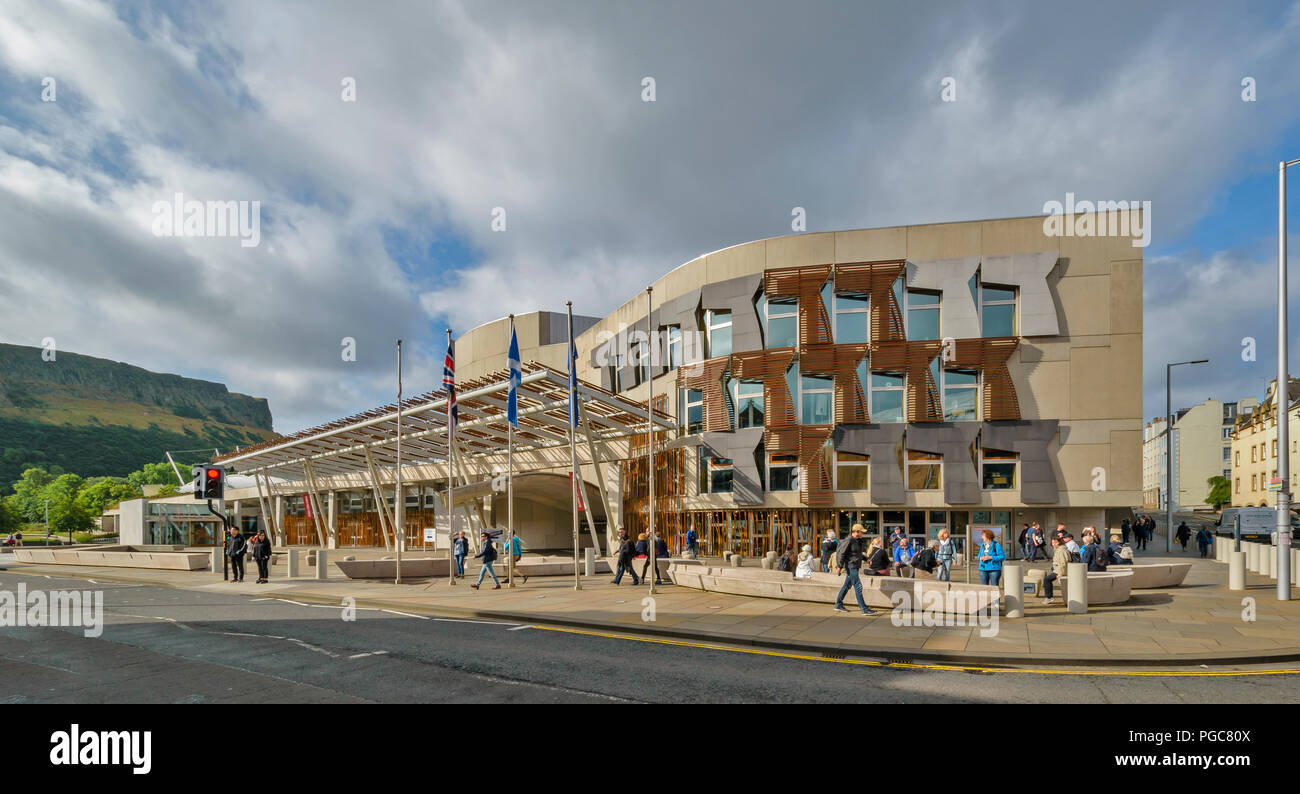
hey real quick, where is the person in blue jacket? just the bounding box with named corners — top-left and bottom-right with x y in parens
top-left (976, 528), bottom-right (1005, 586)
top-left (470, 531), bottom-right (500, 590)
top-left (892, 537), bottom-right (915, 578)
top-left (451, 530), bottom-right (469, 578)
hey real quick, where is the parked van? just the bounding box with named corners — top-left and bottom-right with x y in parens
top-left (1214, 507), bottom-right (1299, 541)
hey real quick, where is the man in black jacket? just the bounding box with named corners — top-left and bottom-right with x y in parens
top-left (833, 524), bottom-right (876, 615)
top-left (611, 529), bottom-right (641, 585)
top-left (225, 527), bottom-right (247, 583)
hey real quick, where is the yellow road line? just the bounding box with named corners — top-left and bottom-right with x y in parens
top-left (532, 625), bottom-right (1300, 677)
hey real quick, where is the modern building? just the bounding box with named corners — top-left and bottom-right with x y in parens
top-left (1143, 397), bottom-right (1255, 511)
top-left (128, 213), bottom-right (1144, 559)
top-left (1231, 379), bottom-right (1300, 507)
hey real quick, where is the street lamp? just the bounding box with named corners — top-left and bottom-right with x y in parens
top-left (1166, 359), bottom-right (1208, 552)
top-left (1275, 157), bottom-right (1300, 601)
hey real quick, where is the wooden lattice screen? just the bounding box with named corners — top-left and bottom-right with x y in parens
top-left (950, 337), bottom-right (1022, 420)
top-left (764, 264), bottom-right (833, 348)
top-left (834, 260), bottom-right (906, 343)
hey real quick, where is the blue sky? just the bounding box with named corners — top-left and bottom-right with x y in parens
top-left (1, 0), bottom-right (1299, 433)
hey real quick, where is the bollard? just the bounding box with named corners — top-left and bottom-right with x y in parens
top-left (760, 556), bottom-right (772, 569)
top-left (765, 551), bottom-right (778, 566)
top-left (315, 548), bottom-right (328, 580)
top-left (584, 547), bottom-right (595, 576)
top-left (1229, 551), bottom-right (1246, 590)
top-left (211, 547), bottom-right (223, 573)
top-left (286, 548), bottom-right (299, 578)
top-left (1003, 564), bottom-right (1024, 618)
top-left (1245, 543), bottom-right (1258, 572)
top-left (1266, 546), bottom-right (1277, 579)
top-left (722, 550), bottom-right (732, 562)
top-left (1216, 541), bottom-right (1226, 563)
top-left (1293, 548), bottom-right (1300, 586)
top-left (1066, 562), bottom-right (1088, 613)
top-left (730, 554), bottom-right (743, 567)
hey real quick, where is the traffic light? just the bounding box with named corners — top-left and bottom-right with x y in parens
top-left (192, 464), bottom-right (226, 500)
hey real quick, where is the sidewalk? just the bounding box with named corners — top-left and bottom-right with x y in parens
top-left (4, 550), bottom-right (1298, 667)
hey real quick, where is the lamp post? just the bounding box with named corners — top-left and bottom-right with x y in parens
top-left (1166, 359), bottom-right (1207, 552)
top-left (1275, 157), bottom-right (1300, 600)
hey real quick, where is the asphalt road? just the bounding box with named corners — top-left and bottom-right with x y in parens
top-left (2, 572), bottom-right (1298, 704)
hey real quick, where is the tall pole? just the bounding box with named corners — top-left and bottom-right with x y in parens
top-left (508, 314), bottom-right (516, 589)
top-left (395, 339), bottom-right (403, 584)
top-left (646, 287), bottom-right (657, 595)
top-left (447, 328), bottom-right (456, 587)
top-left (1277, 159), bottom-right (1299, 600)
top-left (568, 302), bottom-right (581, 590)
top-left (1165, 363), bottom-right (1173, 554)
top-left (44, 499), bottom-right (49, 544)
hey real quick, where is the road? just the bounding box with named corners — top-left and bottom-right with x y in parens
top-left (2, 572), bottom-right (1298, 704)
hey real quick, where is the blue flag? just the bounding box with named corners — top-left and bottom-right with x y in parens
top-left (507, 324), bottom-right (521, 428)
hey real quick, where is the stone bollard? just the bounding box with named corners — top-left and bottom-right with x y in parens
top-left (1266, 546), bottom-right (1277, 579)
top-left (765, 551), bottom-right (778, 566)
top-left (315, 548), bottom-right (328, 580)
top-left (211, 547), bottom-right (223, 573)
top-left (1003, 564), bottom-right (1024, 618)
top-left (1066, 562), bottom-right (1088, 614)
top-left (1216, 541), bottom-right (1225, 563)
top-left (584, 547), bottom-right (595, 576)
top-left (1293, 548), bottom-right (1300, 586)
top-left (722, 550), bottom-right (732, 562)
top-left (286, 548), bottom-right (299, 578)
top-left (1229, 551), bottom-right (1246, 590)
top-left (760, 556), bottom-right (772, 569)
top-left (1244, 543), bottom-right (1256, 572)
top-left (730, 554), bottom-right (743, 567)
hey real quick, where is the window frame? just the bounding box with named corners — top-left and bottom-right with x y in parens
top-left (834, 449), bottom-right (870, 491)
top-left (869, 370), bottom-right (906, 423)
top-left (906, 450), bottom-right (942, 491)
top-left (766, 452), bottom-right (800, 492)
top-left (980, 448), bottom-right (1018, 491)
top-left (762, 295), bottom-right (798, 349)
top-left (705, 309), bottom-right (733, 358)
top-left (979, 282), bottom-right (1018, 338)
top-left (681, 388), bottom-right (703, 435)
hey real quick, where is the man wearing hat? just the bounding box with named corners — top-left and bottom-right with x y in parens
top-left (833, 523), bottom-right (876, 615)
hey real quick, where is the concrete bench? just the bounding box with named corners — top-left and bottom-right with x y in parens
top-left (13, 548), bottom-right (209, 570)
top-left (667, 563), bottom-right (1001, 615)
top-left (1023, 567), bottom-right (1133, 603)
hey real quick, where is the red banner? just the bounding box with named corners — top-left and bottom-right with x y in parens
top-left (302, 494), bottom-right (313, 520)
top-left (569, 472), bottom-right (585, 511)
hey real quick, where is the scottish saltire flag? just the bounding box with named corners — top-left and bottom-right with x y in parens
top-left (443, 339), bottom-right (458, 431)
top-left (568, 312), bottom-right (579, 427)
top-left (507, 325), bottom-right (521, 428)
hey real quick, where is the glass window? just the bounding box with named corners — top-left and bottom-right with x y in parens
top-left (943, 368), bottom-right (979, 421)
top-left (681, 389), bottom-right (703, 434)
top-left (907, 290), bottom-right (941, 340)
top-left (666, 325), bottom-right (682, 369)
top-left (706, 310), bottom-right (732, 358)
top-left (732, 379), bottom-right (765, 429)
top-left (835, 450), bottom-right (869, 491)
top-left (699, 448), bottom-right (734, 494)
top-left (768, 453), bottom-right (799, 491)
top-left (833, 291), bottom-right (869, 344)
top-left (907, 450), bottom-right (941, 490)
top-left (871, 371), bottom-right (904, 423)
top-left (800, 374), bottom-right (833, 425)
top-left (764, 296), bottom-right (798, 349)
top-left (981, 448), bottom-right (1017, 490)
top-left (981, 284), bottom-right (1017, 337)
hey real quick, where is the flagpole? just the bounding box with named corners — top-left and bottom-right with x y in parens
top-left (568, 301), bottom-right (581, 591)
top-left (395, 339), bottom-right (403, 585)
top-left (446, 328), bottom-right (456, 587)
top-left (507, 314), bottom-right (516, 589)
top-left (646, 287), bottom-right (656, 596)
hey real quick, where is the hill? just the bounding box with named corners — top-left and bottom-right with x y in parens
top-left (0, 343), bottom-right (277, 488)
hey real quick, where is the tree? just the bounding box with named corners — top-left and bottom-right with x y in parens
top-left (0, 498), bottom-right (19, 534)
top-left (1207, 476), bottom-right (1231, 509)
top-left (46, 473), bottom-right (93, 537)
top-left (127, 461), bottom-right (184, 490)
top-left (9, 467), bottom-right (56, 523)
top-left (76, 478), bottom-right (142, 515)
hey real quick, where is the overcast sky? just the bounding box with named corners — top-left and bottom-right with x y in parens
top-left (1, 0), bottom-right (1299, 433)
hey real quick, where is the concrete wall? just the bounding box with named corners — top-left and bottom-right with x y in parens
top-left (118, 498), bottom-right (146, 545)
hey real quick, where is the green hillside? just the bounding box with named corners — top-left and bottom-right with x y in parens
top-left (0, 343), bottom-right (277, 489)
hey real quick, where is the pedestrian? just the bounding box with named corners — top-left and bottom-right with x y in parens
top-left (1081, 533), bottom-right (1109, 572)
top-left (1064, 533), bottom-right (1080, 559)
top-left (1107, 533), bottom-right (1132, 565)
top-left (820, 529), bottom-right (839, 573)
top-left (936, 529), bottom-right (958, 581)
top-left (976, 529), bottom-right (1005, 587)
top-left (611, 529), bottom-right (641, 585)
top-left (470, 531), bottom-right (501, 589)
top-left (452, 530), bottom-right (469, 578)
top-left (795, 544), bottom-right (815, 579)
top-left (888, 526), bottom-right (906, 551)
top-left (1018, 523), bottom-right (1032, 561)
top-left (1136, 516), bottom-right (1149, 550)
top-left (1031, 524), bottom-right (1046, 561)
top-left (685, 525), bottom-right (699, 558)
top-left (1121, 517), bottom-right (1132, 545)
top-left (911, 540), bottom-right (940, 578)
top-left (893, 537), bottom-right (915, 578)
top-left (651, 533), bottom-right (669, 585)
top-left (225, 526), bottom-right (247, 583)
top-left (777, 546), bottom-right (795, 572)
top-left (1175, 521), bottom-right (1191, 552)
top-left (865, 537), bottom-right (891, 576)
top-left (1196, 526), bottom-right (1214, 558)
top-left (833, 523), bottom-right (877, 615)
top-left (1041, 535), bottom-right (1069, 605)
top-left (503, 532), bottom-right (527, 584)
top-left (250, 528), bottom-right (272, 583)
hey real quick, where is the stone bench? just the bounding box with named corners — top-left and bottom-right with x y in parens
top-left (667, 563), bottom-right (1001, 615)
top-left (12, 548), bottom-right (209, 570)
top-left (1023, 568), bottom-right (1133, 603)
top-left (337, 554), bottom-right (613, 580)
top-left (1126, 562), bottom-right (1192, 588)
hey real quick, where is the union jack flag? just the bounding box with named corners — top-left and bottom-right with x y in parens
top-left (443, 339), bottom-right (458, 431)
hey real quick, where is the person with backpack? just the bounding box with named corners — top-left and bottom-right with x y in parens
top-left (820, 529), bottom-right (839, 573)
top-left (452, 530), bottom-right (470, 578)
top-left (976, 529), bottom-right (1005, 586)
top-left (911, 540), bottom-right (940, 578)
top-left (611, 529), bottom-right (641, 585)
top-left (1018, 524), bottom-right (1032, 561)
top-left (503, 532), bottom-right (528, 585)
top-left (685, 526), bottom-right (698, 558)
top-left (893, 537), bottom-right (916, 578)
top-left (470, 531), bottom-right (501, 589)
top-left (777, 547), bottom-right (795, 573)
top-left (1175, 521), bottom-right (1192, 552)
top-left (936, 530), bottom-right (958, 581)
top-left (1081, 534), bottom-right (1109, 572)
top-left (833, 524), bottom-right (876, 615)
top-left (865, 537), bottom-right (891, 576)
top-left (1195, 526), bottom-right (1214, 558)
top-left (1107, 533), bottom-right (1132, 565)
top-left (1041, 535), bottom-right (1070, 605)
